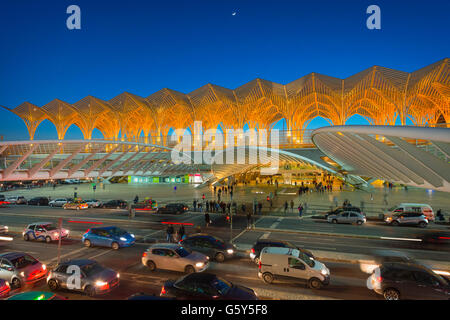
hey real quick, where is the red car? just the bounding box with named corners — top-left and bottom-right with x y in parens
top-left (0, 279), bottom-right (11, 298)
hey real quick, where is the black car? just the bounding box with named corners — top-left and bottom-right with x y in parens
top-left (157, 204), bottom-right (187, 215)
top-left (101, 200), bottom-right (127, 209)
top-left (250, 239), bottom-right (314, 264)
top-left (161, 273), bottom-right (258, 300)
top-left (27, 197), bottom-right (49, 206)
top-left (179, 234), bottom-right (236, 262)
top-left (369, 262), bottom-right (450, 300)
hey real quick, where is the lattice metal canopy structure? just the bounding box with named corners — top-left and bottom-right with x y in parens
top-left (1, 59), bottom-right (448, 142)
top-left (312, 126), bottom-right (450, 192)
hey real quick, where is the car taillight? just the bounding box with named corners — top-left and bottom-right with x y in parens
top-left (161, 286), bottom-right (166, 295)
top-left (143, 252), bottom-right (147, 257)
top-left (251, 248), bottom-right (255, 254)
top-left (376, 276), bottom-right (382, 282)
top-left (258, 261), bottom-right (261, 270)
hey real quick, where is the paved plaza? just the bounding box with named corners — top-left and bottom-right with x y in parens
top-left (2, 182), bottom-right (450, 218)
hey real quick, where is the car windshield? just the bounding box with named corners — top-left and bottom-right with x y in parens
top-left (109, 227), bottom-right (127, 236)
top-left (298, 251), bottom-right (315, 267)
top-left (81, 263), bottom-right (104, 277)
top-left (43, 224), bottom-right (57, 231)
top-left (175, 247), bottom-right (192, 257)
top-left (10, 255), bottom-right (38, 269)
top-left (211, 277), bottom-right (232, 295)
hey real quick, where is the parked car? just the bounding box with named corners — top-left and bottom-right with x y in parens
top-left (63, 201), bottom-right (88, 210)
top-left (327, 211), bottom-right (366, 225)
top-left (160, 273), bottom-right (258, 300)
top-left (386, 203), bottom-right (435, 221)
top-left (166, 203), bottom-right (189, 213)
top-left (368, 262), bottom-right (449, 300)
top-left (179, 234), bottom-right (237, 262)
top-left (385, 212), bottom-right (428, 228)
top-left (101, 200), bottom-right (127, 209)
top-left (0, 252), bottom-right (47, 288)
top-left (47, 259), bottom-right (119, 296)
top-left (85, 199), bottom-right (103, 208)
top-left (0, 279), bottom-right (10, 298)
top-left (157, 205), bottom-right (186, 214)
top-left (0, 225), bottom-right (8, 235)
top-left (325, 206), bottom-right (364, 217)
top-left (250, 239), bottom-right (314, 264)
top-left (49, 198), bottom-right (68, 207)
top-left (23, 222), bottom-right (69, 243)
top-left (258, 247), bottom-right (330, 289)
top-left (82, 226), bottom-right (135, 250)
top-left (7, 291), bottom-right (66, 300)
top-left (5, 196), bottom-right (27, 205)
top-left (27, 197), bottom-right (49, 206)
top-left (142, 243), bottom-right (209, 274)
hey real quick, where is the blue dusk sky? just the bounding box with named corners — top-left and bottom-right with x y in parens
top-left (0, 0), bottom-right (449, 140)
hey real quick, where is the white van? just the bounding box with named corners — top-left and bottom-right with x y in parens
top-left (258, 247), bottom-right (330, 289)
top-left (385, 203), bottom-right (434, 221)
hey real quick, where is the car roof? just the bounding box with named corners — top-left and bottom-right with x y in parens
top-left (398, 203), bottom-right (431, 207)
top-left (149, 243), bottom-right (181, 250)
top-left (0, 252), bottom-right (28, 259)
top-left (59, 259), bottom-right (97, 266)
top-left (262, 247), bottom-right (298, 256)
top-left (381, 262), bottom-right (432, 272)
top-left (90, 226), bottom-right (117, 231)
top-left (182, 272), bottom-right (218, 282)
top-left (28, 222), bottom-right (53, 226)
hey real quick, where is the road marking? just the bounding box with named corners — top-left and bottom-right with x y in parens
top-left (43, 247), bottom-right (89, 264)
top-left (260, 232), bottom-right (271, 239)
top-left (380, 236), bottom-right (422, 242)
top-left (270, 218), bottom-right (283, 229)
top-left (87, 249), bottom-right (114, 260)
top-left (231, 228), bottom-right (248, 242)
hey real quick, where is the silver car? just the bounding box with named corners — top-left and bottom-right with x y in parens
top-left (47, 259), bottom-right (120, 297)
top-left (0, 252), bottom-right (47, 289)
top-left (49, 198), bottom-right (68, 207)
top-left (385, 212), bottom-right (428, 228)
top-left (142, 243), bottom-right (209, 274)
top-left (85, 199), bottom-right (103, 208)
top-left (327, 211), bottom-right (366, 225)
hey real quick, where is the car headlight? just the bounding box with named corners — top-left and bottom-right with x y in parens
top-left (5, 281), bottom-right (10, 287)
top-left (20, 272), bottom-right (25, 277)
top-left (117, 273), bottom-right (120, 278)
top-left (321, 268), bottom-right (328, 275)
top-left (227, 249), bottom-right (234, 254)
top-left (5, 226), bottom-right (8, 230)
top-left (42, 264), bottom-right (46, 271)
top-left (130, 234), bottom-right (135, 238)
top-left (120, 237), bottom-right (127, 241)
top-left (95, 281), bottom-right (108, 286)
top-left (195, 262), bottom-right (204, 268)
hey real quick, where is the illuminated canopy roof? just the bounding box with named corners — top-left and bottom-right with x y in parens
top-left (1, 58), bottom-right (449, 141)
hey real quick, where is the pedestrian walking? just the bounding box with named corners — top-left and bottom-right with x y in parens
top-left (205, 212), bottom-right (211, 227)
top-left (298, 204), bottom-right (303, 218)
top-left (134, 195), bottom-right (139, 204)
top-left (178, 225), bottom-right (185, 240)
top-left (246, 212), bottom-right (253, 229)
top-left (166, 225), bottom-right (174, 243)
top-left (284, 201), bottom-right (288, 215)
top-left (290, 200), bottom-right (294, 214)
top-left (258, 202), bottom-right (262, 215)
top-left (193, 199), bottom-right (197, 212)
